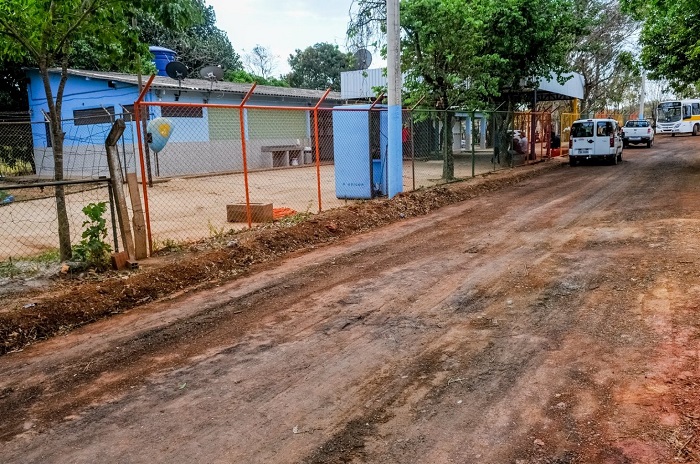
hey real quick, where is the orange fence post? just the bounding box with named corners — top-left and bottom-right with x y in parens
top-left (314, 88), bottom-right (332, 212)
top-left (239, 83), bottom-right (257, 228)
top-left (134, 74), bottom-right (156, 255)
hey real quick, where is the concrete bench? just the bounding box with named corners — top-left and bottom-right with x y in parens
top-left (261, 145), bottom-right (303, 167)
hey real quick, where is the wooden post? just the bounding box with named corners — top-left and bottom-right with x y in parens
top-left (126, 173), bottom-right (148, 259)
top-left (105, 120), bottom-right (136, 262)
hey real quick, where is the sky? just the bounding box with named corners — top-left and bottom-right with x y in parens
top-left (205, 0), bottom-right (363, 76)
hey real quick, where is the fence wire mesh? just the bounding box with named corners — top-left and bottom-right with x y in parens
top-left (0, 121), bottom-right (37, 178)
top-left (0, 180), bottom-right (117, 261)
top-left (128, 103), bottom-right (574, 250)
top-left (2, 101), bottom-right (572, 261)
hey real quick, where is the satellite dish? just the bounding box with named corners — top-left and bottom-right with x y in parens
top-left (165, 61), bottom-right (188, 81)
top-left (200, 65), bottom-right (224, 81)
top-left (354, 48), bottom-right (372, 70)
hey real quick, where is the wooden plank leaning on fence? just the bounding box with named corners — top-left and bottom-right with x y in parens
top-left (105, 120), bottom-right (136, 265)
top-left (126, 173), bottom-right (147, 259)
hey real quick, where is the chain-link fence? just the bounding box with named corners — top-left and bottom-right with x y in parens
top-left (2, 101), bottom-right (565, 261)
top-left (0, 110), bottom-right (138, 182)
top-left (0, 121), bottom-right (37, 178)
top-left (126, 101), bottom-right (567, 250)
top-left (0, 179), bottom-right (118, 261)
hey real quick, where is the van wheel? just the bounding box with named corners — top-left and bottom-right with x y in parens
top-left (694, 124), bottom-right (699, 136)
top-left (647, 139), bottom-right (652, 148)
top-left (569, 157), bottom-right (577, 167)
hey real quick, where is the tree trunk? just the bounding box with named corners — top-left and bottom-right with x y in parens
top-left (38, 60), bottom-right (72, 261)
top-left (50, 118), bottom-right (72, 260)
top-left (442, 111), bottom-right (454, 181)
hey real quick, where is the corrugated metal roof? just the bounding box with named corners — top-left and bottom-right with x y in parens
top-left (44, 69), bottom-right (344, 102)
top-left (341, 68), bottom-right (391, 99)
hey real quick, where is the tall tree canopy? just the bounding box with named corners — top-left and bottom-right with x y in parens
top-left (137, 0), bottom-right (242, 76)
top-left (348, 0), bottom-right (582, 179)
top-left (623, 0), bottom-right (700, 93)
top-left (287, 42), bottom-right (354, 91)
top-left (244, 44), bottom-right (278, 80)
top-left (66, 0), bottom-right (242, 76)
top-left (349, 0), bottom-right (581, 109)
top-left (0, 0), bottom-right (199, 259)
top-left (570, 0), bottom-right (640, 115)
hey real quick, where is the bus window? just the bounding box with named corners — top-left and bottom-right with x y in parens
top-left (684, 105), bottom-right (692, 119)
top-left (693, 103), bottom-right (700, 115)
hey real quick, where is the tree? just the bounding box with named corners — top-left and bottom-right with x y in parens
top-left (0, 0), bottom-right (198, 260)
top-left (137, 1), bottom-right (242, 76)
top-left (244, 44), bottom-right (277, 80)
top-left (623, 0), bottom-right (700, 93)
top-left (287, 43), bottom-right (354, 91)
top-left (64, 1), bottom-right (242, 76)
top-left (569, 0), bottom-right (640, 115)
top-left (348, 0), bottom-right (582, 179)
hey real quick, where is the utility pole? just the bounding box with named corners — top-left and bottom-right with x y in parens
top-left (386, 0), bottom-right (402, 198)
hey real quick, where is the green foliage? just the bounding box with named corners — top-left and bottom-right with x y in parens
top-left (0, 259), bottom-right (19, 278)
top-left (0, 249), bottom-right (60, 279)
top-left (136, 1), bottom-right (242, 75)
top-left (72, 202), bottom-right (111, 270)
top-left (349, 0), bottom-right (582, 179)
top-left (207, 220), bottom-right (228, 238)
top-left (0, 0), bottom-right (201, 70)
top-left (0, 0), bottom-right (200, 261)
top-left (287, 43), bottom-right (354, 91)
top-left (224, 69), bottom-right (289, 87)
top-left (623, 0), bottom-right (700, 93)
top-left (277, 211), bottom-right (313, 227)
top-left (153, 238), bottom-right (184, 253)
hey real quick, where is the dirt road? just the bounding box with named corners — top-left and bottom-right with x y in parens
top-left (1, 136), bottom-right (700, 463)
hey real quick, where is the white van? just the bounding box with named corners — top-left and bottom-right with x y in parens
top-left (568, 118), bottom-right (623, 166)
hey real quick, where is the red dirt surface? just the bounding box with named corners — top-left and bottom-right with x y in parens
top-left (1, 136), bottom-right (700, 463)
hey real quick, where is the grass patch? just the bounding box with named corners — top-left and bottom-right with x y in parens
top-left (0, 248), bottom-right (61, 279)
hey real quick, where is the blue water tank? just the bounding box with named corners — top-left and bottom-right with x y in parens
top-left (149, 46), bottom-right (177, 76)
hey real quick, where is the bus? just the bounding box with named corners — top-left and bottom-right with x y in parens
top-left (656, 99), bottom-right (700, 136)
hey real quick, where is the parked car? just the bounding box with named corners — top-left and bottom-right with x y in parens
top-left (568, 118), bottom-right (623, 166)
top-left (621, 119), bottom-right (654, 148)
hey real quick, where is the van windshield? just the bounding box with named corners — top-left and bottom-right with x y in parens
top-left (571, 121), bottom-right (594, 138)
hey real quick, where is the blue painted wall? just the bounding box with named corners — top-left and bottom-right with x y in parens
top-left (26, 70), bottom-right (142, 149)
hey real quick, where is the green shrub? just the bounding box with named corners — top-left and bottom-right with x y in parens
top-left (72, 202), bottom-right (111, 270)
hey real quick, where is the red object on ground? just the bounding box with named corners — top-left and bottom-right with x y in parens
top-left (551, 148), bottom-right (561, 157)
top-left (273, 207), bottom-right (297, 220)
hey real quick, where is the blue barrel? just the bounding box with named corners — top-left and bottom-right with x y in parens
top-left (149, 46), bottom-right (176, 76)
